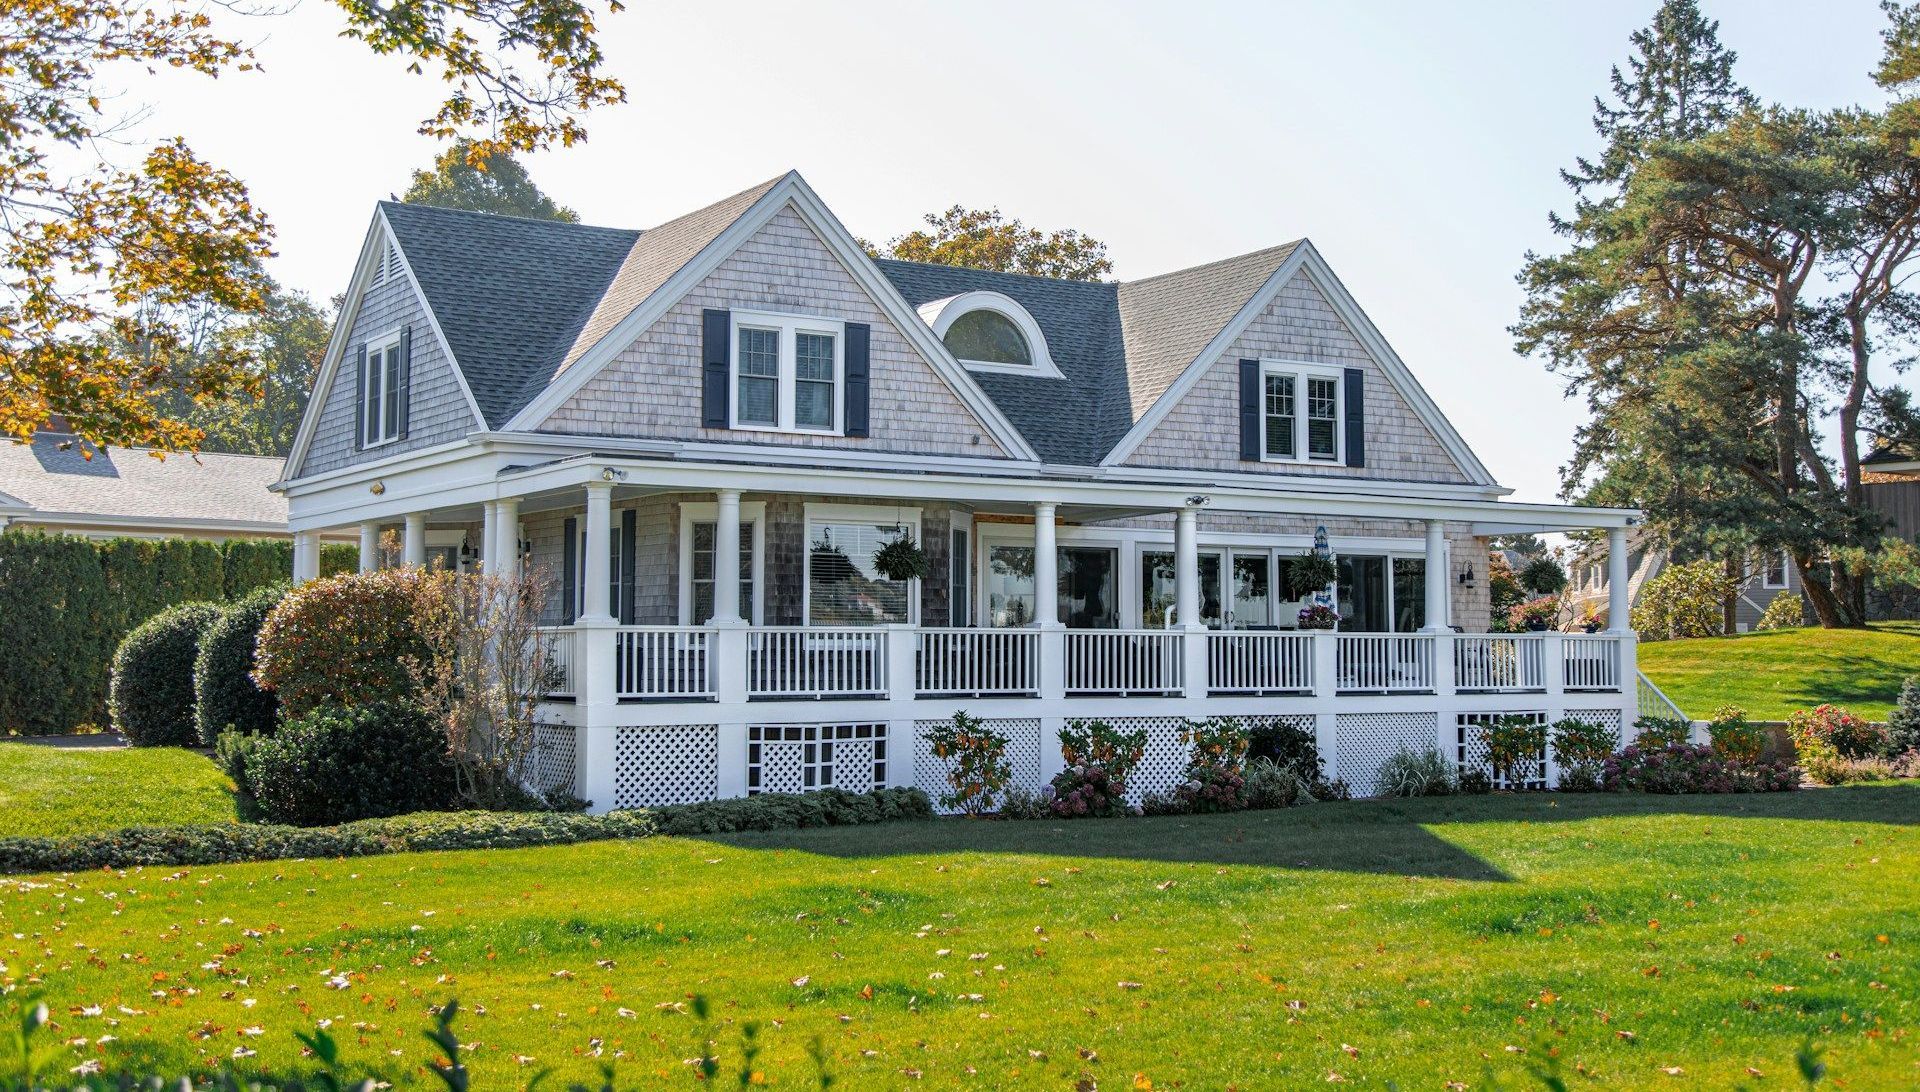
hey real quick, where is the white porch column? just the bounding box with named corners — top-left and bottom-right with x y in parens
top-left (1174, 507), bottom-right (1202, 629)
top-left (479, 503), bottom-right (498, 575)
top-left (712, 489), bottom-right (744, 624)
top-left (291, 531), bottom-right (321, 584)
top-left (581, 482), bottom-right (614, 622)
top-left (494, 496), bottom-right (521, 580)
top-left (1421, 520), bottom-right (1450, 632)
top-left (1032, 502), bottom-right (1060, 627)
top-left (403, 513), bottom-right (427, 568)
top-left (358, 522), bottom-right (381, 574)
top-left (1607, 526), bottom-right (1632, 633)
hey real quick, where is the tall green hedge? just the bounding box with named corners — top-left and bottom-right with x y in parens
top-left (0, 531), bottom-right (357, 735)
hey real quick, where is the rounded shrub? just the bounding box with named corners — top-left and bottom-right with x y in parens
top-left (109, 602), bottom-right (224, 746)
top-left (243, 702), bottom-right (456, 826)
top-left (254, 569), bottom-right (428, 718)
top-left (193, 584), bottom-right (288, 745)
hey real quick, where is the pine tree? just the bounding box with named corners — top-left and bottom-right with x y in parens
top-left (403, 141), bottom-right (580, 223)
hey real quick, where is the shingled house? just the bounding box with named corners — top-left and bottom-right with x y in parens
top-left (275, 171), bottom-right (1643, 807)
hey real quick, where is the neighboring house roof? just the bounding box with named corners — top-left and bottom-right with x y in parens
top-left (0, 433), bottom-right (291, 532)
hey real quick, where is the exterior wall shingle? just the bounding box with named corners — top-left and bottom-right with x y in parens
top-left (540, 205), bottom-right (1012, 460)
top-left (1122, 271), bottom-right (1471, 484)
top-left (297, 263), bottom-right (477, 478)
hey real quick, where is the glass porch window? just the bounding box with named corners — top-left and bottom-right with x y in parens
top-left (1337, 554), bottom-right (1389, 632)
top-left (1059, 546), bottom-right (1118, 629)
top-left (1392, 557), bottom-right (1427, 632)
top-left (807, 521), bottom-right (912, 625)
top-left (1140, 550), bottom-right (1222, 628)
top-left (1229, 553), bottom-right (1270, 628)
top-left (987, 545), bottom-right (1035, 626)
top-left (690, 521), bottom-right (755, 623)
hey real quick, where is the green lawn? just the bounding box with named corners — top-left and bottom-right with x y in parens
top-left (0, 742), bottom-right (239, 838)
top-left (3, 789), bottom-right (1915, 1087)
top-left (1638, 620), bottom-right (1920, 720)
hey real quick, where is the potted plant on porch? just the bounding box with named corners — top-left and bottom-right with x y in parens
top-left (1509, 595), bottom-right (1559, 632)
top-left (1286, 553), bottom-right (1339, 601)
top-left (1296, 604), bottom-right (1340, 630)
top-left (872, 533), bottom-right (931, 582)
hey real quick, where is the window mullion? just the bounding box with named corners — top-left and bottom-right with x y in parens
top-left (780, 324), bottom-right (796, 431)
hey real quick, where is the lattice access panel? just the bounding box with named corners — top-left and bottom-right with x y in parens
top-left (913, 719), bottom-right (1042, 814)
top-left (748, 724), bottom-right (888, 795)
top-left (1456, 712), bottom-right (1549, 790)
top-left (532, 723), bottom-right (577, 797)
top-left (1566, 708), bottom-right (1626, 746)
top-left (1335, 712), bottom-right (1440, 798)
top-left (613, 725), bottom-right (720, 808)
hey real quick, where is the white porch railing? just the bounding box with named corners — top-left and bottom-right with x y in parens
top-left (1207, 631), bottom-right (1315, 694)
top-left (747, 627), bottom-right (887, 699)
top-left (1064, 630), bottom-right (1183, 694)
top-left (614, 626), bottom-right (715, 700)
top-left (542, 627), bottom-right (579, 699)
top-left (1454, 634), bottom-right (1546, 692)
top-left (1562, 635), bottom-right (1621, 691)
top-left (916, 628), bottom-right (1039, 696)
top-left (1335, 634), bottom-right (1435, 692)
top-left (1637, 669), bottom-right (1686, 721)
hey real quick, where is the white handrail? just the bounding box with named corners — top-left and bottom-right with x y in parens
top-left (1207, 631), bottom-right (1315, 694)
top-left (1063, 630), bottom-right (1183, 694)
top-left (915, 628), bottom-right (1039, 696)
top-left (540, 627), bottom-right (578, 699)
top-left (1636, 670), bottom-right (1686, 721)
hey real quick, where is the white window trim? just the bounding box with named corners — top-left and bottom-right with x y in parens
top-left (917, 291), bottom-right (1063, 378)
top-left (361, 327), bottom-right (405, 450)
top-left (728, 309), bottom-right (845, 436)
top-left (676, 500), bottom-right (768, 625)
top-left (1259, 359), bottom-right (1344, 465)
top-left (802, 502), bottom-right (923, 626)
top-left (1763, 550), bottom-right (1791, 590)
top-left (949, 511), bottom-right (974, 627)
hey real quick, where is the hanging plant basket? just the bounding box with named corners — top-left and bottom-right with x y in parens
top-left (1287, 553), bottom-right (1339, 600)
top-left (872, 534), bottom-right (931, 582)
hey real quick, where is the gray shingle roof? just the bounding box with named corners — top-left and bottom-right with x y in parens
top-left (0, 434), bottom-right (289, 526)
top-left (379, 178), bottom-right (1303, 464)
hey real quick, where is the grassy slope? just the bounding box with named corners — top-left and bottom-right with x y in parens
top-left (0, 743), bottom-right (238, 838)
top-left (1638, 620), bottom-right (1920, 720)
top-left (4, 789), bottom-right (1915, 1087)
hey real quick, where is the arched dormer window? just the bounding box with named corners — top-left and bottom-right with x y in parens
top-left (917, 291), bottom-right (1062, 378)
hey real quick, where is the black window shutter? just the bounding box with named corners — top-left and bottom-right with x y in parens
top-left (561, 517), bottom-right (578, 625)
top-left (702, 309), bottom-right (730, 429)
top-left (1343, 367), bottom-right (1365, 468)
top-left (352, 345), bottom-right (368, 451)
top-left (397, 326), bottom-right (413, 440)
top-left (844, 322), bottom-right (871, 437)
top-left (619, 508), bottom-right (637, 624)
top-left (1237, 359), bottom-right (1261, 461)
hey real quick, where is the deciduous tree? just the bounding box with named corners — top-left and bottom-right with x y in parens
top-left (402, 140), bottom-right (579, 222)
top-left (872, 206), bottom-right (1113, 281)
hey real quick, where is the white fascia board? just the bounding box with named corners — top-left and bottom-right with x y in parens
top-left (1099, 241), bottom-right (1498, 488)
top-left (281, 215), bottom-right (386, 481)
top-left (501, 172), bottom-right (1042, 463)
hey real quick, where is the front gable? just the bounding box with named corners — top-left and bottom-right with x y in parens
top-left (536, 203), bottom-right (1020, 460)
top-left (1113, 258), bottom-right (1491, 485)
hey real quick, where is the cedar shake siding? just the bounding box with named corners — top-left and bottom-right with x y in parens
top-left (538, 205), bottom-right (1012, 459)
top-left (1122, 271), bottom-right (1470, 483)
top-left (296, 265), bottom-right (477, 478)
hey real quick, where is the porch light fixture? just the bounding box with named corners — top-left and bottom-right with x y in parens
top-left (1186, 494), bottom-right (1210, 507)
top-left (601, 467), bottom-right (626, 482)
top-left (369, 480), bottom-right (385, 496)
top-left (1459, 561), bottom-right (1476, 589)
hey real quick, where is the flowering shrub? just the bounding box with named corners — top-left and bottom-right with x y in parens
top-left (1754, 590), bottom-right (1804, 631)
top-left (1601, 743), bottom-right (1799, 794)
top-left (1706, 705), bottom-right (1767, 764)
top-left (1172, 716), bottom-right (1251, 813)
top-left (924, 710), bottom-right (1013, 816)
top-left (1296, 603), bottom-right (1339, 630)
top-left (1787, 705), bottom-right (1886, 760)
top-left (1631, 558), bottom-right (1738, 641)
top-left (1507, 595), bottom-right (1560, 631)
top-left (1478, 714), bottom-right (1547, 787)
top-left (1632, 714), bottom-right (1693, 749)
top-left (253, 569), bottom-right (429, 718)
top-left (1050, 719), bottom-right (1148, 818)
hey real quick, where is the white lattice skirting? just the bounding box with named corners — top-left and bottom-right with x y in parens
top-left (749, 723), bottom-right (888, 795)
top-left (1565, 707), bottom-right (1626, 743)
top-left (613, 724), bottom-right (720, 808)
top-left (532, 723), bottom-right (578, 796)
top-left (1456, 711), bottom-right (1549, 790)
top-left (914, 718), bottom-right (1042, 814)
top-left (1335, 712), bottom-right (1440, 797)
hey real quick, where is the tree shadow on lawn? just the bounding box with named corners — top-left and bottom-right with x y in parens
top-left (700, 784), bottom-right (1919, 881)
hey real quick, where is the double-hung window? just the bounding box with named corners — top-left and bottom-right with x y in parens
top-left (730, 311), bottom-right (844, 434)
top-left (361, 333), bottom-right (405, 448)
top-left (1260, 361), bottom-right (1342, 463)
top-left (1763, 550), bottom-right (1790, 589)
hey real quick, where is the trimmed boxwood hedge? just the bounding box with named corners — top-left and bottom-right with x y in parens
top-left (193, 584), bottom-right (288, 744)
top-left (0, 531), bottom-right (355, 734)
top-left (0, 787), bottom-right (933, 874)
top-left (109, 602), bottom-right (226, 746)
top-left (243, 702), bottom-right (459, 825)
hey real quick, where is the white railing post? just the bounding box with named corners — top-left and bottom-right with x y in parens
top-left (1182, 626), bottom-right (1209, 699)
top-left (1618, 633), bottom-right (1640, 740)
top-left (884, 624), bottom-right (917, 703)
top-left (1430, 629), bottom-right (1455, 696)
top-left (1542, 631), bottom-right (1567, 702)
top-left (1037, 626), bottom-right (1066, 701)
top-left (1311, 630), bottom-right (1338, 700)
top-left (711, 624), bottom-right (749, 705)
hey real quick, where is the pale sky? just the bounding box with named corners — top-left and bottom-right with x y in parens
top-left (140, 0), bottom-right (1891, 501)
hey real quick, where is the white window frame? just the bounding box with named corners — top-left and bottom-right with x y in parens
top-left (802, 502), bottom-right (922, 627)
top-left (728, 309), bottom-right (845, 436)
top-left (1763, 550), bottom-right (1790, 590)
top-left (916, 291), bottom-right (1064, 378)
top-left (676, 501), bottom-right (767, 625)
top-left (361, 328), bottom-right (405, 450)
top-left (1259, 359), bottom-right (1343, 465)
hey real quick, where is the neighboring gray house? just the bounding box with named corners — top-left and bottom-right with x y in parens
top-left (1568, 531), bottom-right (1801, 632)
top-left (275, 170), bottom-right (1642, 807)
top-left (0, 429), bottom-right (298, 541)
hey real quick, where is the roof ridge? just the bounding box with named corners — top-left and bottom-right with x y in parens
top-left (1117, 240), bottom-right (1305, 289)
top-left (378, 199), bottom-right (639, 237)
top-left (872, 256), bottom-right (1118, 291)
top-left (25, 434), bottom-right (287, 464)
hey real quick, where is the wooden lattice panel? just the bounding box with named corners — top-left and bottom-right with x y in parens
top-left (747, 724), bottom-right (887, 795)
top-left (913, 718), bottom-right (1041, 813)
top-left (1336, 712), bottom-right (1440, 797)
top-left (1456, 712), bottom-right (1548, 790)
top-left (532, 723), bottom-right (577, 796)
top-left (613, 724), bottom-right (719, 808)
top-left (1565, 707), bottom-right (1626, 746)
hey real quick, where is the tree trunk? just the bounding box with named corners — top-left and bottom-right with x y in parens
top-left (1798, 552), bottom-right (1846, 628)
top-left (1722, 554), bottom-right (1740, 635)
